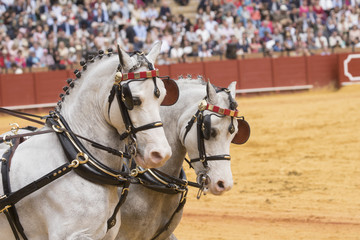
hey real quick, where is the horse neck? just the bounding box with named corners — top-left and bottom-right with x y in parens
top-left (59, 56), bottom-right (124, 169)
top-left (158, 79), bottom-right (206, 176)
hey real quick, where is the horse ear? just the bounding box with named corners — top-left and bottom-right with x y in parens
top-left (227, 81), bottom-right (237, 99)
top-left (146, 41), bottom-right (162, 65)
top-left (206, 81), bottom-right (217, 103)
top-left (118, 45), bottom-right (135, 71)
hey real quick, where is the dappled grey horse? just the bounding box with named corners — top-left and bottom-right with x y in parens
top-left (117, 77), bottom-right (250, 240)
top-left (0, 42), bottom-right (177, 239)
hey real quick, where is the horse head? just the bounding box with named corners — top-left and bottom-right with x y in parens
top-left (106, 42), bottom-right (173, 169)
top-left (181, 81), bottom-right (250, 195)
top-left (59, 42), bottom-right (173, 170)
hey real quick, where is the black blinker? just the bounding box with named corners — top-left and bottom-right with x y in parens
top-left (201, 115), bottom-right (211, 140)
top-left (121, 83), bottom-right (134, 110)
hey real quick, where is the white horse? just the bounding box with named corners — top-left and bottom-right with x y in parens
top-left (116, 78), bottom-right (250, 240)
top-left (0, 42), bottom-right (173, 239)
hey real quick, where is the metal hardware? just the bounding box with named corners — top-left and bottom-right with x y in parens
top-left (76, 152), bottom-right (89, 164)
top-left (52, 125), bottom-right (63, 133)
top-left (2, 134), bottom-right (13, 147)
top-left (198, 100), bottom-right (207, 111)
top-left (121, 187), bottom-right (129, 195)
top-left (0, 205), bottom-right (11, 214)
top-left (130, 166), bottom-right (147, 177)
top-left (10, 123), bottom-right (19, 134)
top-left (68, 159), bottom-right (80, 168)
top-left (115, 72), bottom-right (123, 83)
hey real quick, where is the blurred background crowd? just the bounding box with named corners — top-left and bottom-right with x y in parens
top-left (0, 0), bottom-right (360, 74)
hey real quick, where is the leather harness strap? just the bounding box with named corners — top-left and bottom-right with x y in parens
top-left (182, 104), bottom-right (231, 169)
top-left (0, 108), bottom-right (46, 125)
top-left (0, 110), bottom-right (133, 236)
top-left (1, 138), bottom-right (28, 240)
top-left (1, 137), bottom-right (77, 240)
top-left (47, 112), bottom-right (130, 186)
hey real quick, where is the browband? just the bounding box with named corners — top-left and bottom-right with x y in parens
top-left (119, 69), bottom-right (159, 82)
top-left (198, 100), bottom-right (240, 118)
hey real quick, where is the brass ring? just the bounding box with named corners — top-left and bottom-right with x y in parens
top-left (76, 152), bottom-right (89, 164)
top-left (69, 159), bottom-right (80, 168)
top-left (10, 123), bottom-right (19, 134)
top-left (2, 134), bottom-right (13, 147)
top-left (52, 125), bottom-right (63, 133)
top-left (130, 168), bottom-right (139, 177)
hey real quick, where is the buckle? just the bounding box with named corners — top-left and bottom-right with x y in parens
top-left (0, 205), bottom-right (11, 213)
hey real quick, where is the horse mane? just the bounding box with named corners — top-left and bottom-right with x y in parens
top-left (56, 49), bottom-right (115, 110)
top-left (175, 75), bottom-right (207, 85)
top-left (175, 75), bottom-right (237, 110)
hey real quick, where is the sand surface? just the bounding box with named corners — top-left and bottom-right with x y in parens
top-left (1, 85), bottom-right (360, 239)
top-left (174, 85), bottom-right (360, 240)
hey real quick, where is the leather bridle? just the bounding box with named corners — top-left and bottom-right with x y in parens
top-left (107, 50), bottom-right (165, 157)
top-left (183, 88), bottom-right (238, 169)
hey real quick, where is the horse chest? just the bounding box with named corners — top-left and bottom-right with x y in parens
top-left (118, 185), bottom-right (183, 240)
top-left (1, 138), bottom-right (118, 239)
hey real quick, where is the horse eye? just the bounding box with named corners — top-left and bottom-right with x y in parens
top-left (210, 128), bottom-right (217, 138)
top-left (133, 97), bottom-right (142, 106)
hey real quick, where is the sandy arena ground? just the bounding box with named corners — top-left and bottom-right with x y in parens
top-left (1, 85), bottom-right (360, 239)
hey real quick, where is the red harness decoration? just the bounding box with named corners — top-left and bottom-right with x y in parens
top-left (198, 100), bottom-right (239, 117)
top-left (122, 69), bottom-right (159, 81)
top-left (206, 104), bottom-right (239, 117)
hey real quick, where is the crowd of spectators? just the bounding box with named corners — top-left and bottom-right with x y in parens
top-left (0, 0), bottom-right (360, 74)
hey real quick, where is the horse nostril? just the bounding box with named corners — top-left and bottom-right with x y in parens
top-left (150, 151), bottom-right (163, 163)
top-left (217, 180), bottom-right (225, 190)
